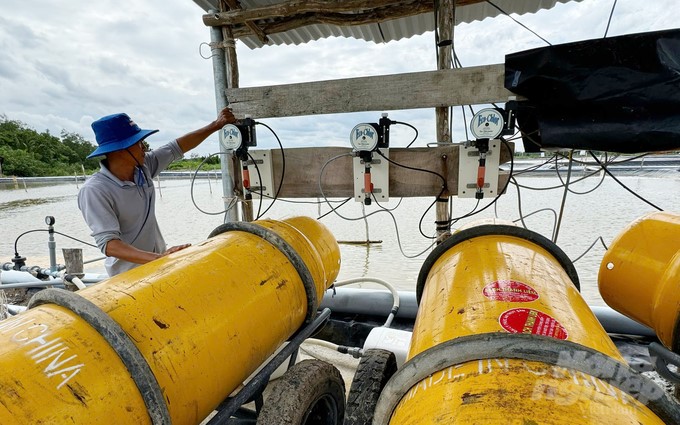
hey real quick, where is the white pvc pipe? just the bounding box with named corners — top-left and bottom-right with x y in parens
top-left (303, 338), bottom-right (340, 351)
top-left (71, 276), bottom-right (87, 290)
top-left (7, 305), bottom-right (27, 315)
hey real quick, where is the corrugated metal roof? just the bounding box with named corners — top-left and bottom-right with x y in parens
top-left (192, 0), bottom-right (581, 49)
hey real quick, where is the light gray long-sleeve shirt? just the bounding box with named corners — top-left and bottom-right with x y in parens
top-left (77, 140), bottom-right (183, 276)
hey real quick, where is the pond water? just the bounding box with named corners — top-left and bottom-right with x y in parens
top-left (1, 169), bottom-right (679, 307)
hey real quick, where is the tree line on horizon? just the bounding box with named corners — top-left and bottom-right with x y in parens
top-left (0, 115), bottom-right (100, 177)
top-left (0, 116), bottom-right (220, 177)
top-left (3, 115), bottom-right (596, 179)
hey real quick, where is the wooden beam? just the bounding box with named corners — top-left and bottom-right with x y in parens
top-left (261, 144), bottom-right (513, 198)
top-left (226, 64), bottom-right (518, 119)
top-left (228, 3), bottom-right (431, 39)
top-left (203, 0), bottom-right (488, 27)
top-left (222, 0), bottom-right (268, 44)
top-left (206, 0), bottom-right (409, 25)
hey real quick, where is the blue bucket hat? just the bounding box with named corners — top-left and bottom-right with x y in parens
top-left (88, 113), bottom-right (158, 158)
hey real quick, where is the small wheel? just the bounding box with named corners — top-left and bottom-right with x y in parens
top-left (345, 349), bottom-right (397, 425)
top-left (256, 359), bottom-right (346, 425)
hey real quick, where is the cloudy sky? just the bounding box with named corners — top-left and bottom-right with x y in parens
top-left (1, 0), bottom-right (679, 155)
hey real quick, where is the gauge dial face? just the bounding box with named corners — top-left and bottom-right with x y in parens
top-left (220, 124), bottom-right (242, 150)
top-left (470, 108), bottom-right (504, 140)
top-left (350, 123), bottom-right (379, 151)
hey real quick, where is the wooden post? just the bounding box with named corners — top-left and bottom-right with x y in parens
top-left (62, 248), bottom-right (84, 292)
top-left (62, 248), bottom-right (84, 275)
top-left (222, 26), bottom-right (240, 91)
top-left (435, 0), bottom-right (455, 239)
top-left (435, 0), bottom-right (454, 145)
top-left (0, 289), bottom-right (6, 320)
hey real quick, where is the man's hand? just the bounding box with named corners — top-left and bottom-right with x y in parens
top-left (214, 107), bottom-right (238, 130)
top-left (162, 244), bottom-right (192, 257)
top-left (177, 107), bottom-right (239, 153)
top-left (105, 239), bottom-right (192, 264)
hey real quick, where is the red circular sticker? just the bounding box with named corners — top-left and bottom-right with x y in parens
top-left (499, 308), bottom-right (568, 340)
top-left (483, 280), bottom-right (539, 303)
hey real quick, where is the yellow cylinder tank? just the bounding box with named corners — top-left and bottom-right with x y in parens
top-left (374, 224), bottom-right (676, 425)
top-left (599, 211), bottom-right (680, 351)
top-left (0, 216), bottom-right (340, 425)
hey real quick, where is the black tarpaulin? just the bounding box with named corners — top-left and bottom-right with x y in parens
top-left (505, 29), bottom-right (680, 153)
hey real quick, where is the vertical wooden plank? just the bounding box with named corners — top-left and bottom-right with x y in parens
top-left (435, 0), bottom-right (454, 145)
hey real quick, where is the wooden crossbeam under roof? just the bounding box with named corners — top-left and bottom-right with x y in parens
top-left (194, 0), bottom-right (580, 48)
top-left (204, 0), bottom-right (441, 36)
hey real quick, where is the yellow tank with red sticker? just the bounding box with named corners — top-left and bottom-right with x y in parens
top-left (0, 216), bottom-right (340, 425)
top-left (599, 211), bottom-right (680, 351)
top-left (385, 223), bottom-right (666, 425)
top-left (410, 228), bottom-right (622, 360)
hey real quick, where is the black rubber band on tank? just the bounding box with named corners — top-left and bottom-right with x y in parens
top-left (28, 288), bottom-right (171, 425)
top-left (416, 224), bottom-right (580, 303)
top-left (373, 333), bottom-right (680, 425)
top-left (208, 221), bottom-right (318, 326)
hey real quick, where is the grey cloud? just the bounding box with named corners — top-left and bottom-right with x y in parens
top-left (4, 93), bottom-right (34, 107)
top-left (0, 59), bottom-right (20, 79)
top-left (95, 56), bottom-right (131, 78)
top-left (40, 87), bottom-right (65, 103)
top-left (0, 16), bottom-right (44, 49)
top-left (34, 61), bottom-right (81, 92)
top-left (2, 0), bottom-right (680, 148)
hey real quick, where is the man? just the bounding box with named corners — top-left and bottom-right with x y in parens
top-left (78, 108), bottom-right (237, 276)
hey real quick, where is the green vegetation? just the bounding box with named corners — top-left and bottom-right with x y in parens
top-left (4, 115), bottom-right (602, 178)
top-left (0, 116), bottom-right (220, 177)
top-left (0, 115), bottom-right (100, 177)
top-left (166, 154), bottom-right (221, 171)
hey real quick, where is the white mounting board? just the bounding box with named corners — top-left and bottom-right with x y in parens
top-left (246, 149), bottom-right (274, 199)
top-left (353, 149), bottom-right (389, 203)
top-left (457, 141), bottom-right (500, 199)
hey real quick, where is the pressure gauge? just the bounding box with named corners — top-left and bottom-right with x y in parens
top-left (219, 124), bottom-right (242, 151)
top-left (470, 108), bottom-right (505, 140)
top-left (350, 123), bottom-right (379, 151)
